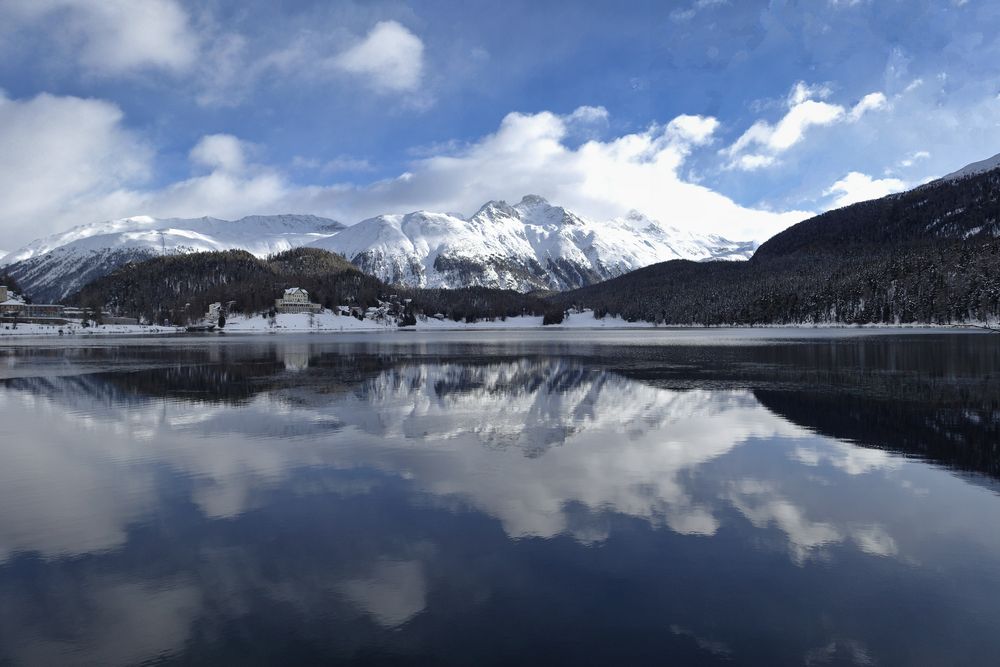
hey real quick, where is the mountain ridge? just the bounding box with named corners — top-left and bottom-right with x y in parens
top-left (2, 198), bottom-right (754, 302)
top-left (307, 194), bottom-right (754, 292)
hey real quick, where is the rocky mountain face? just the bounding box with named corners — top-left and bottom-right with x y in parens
top-left (307, 195), bottom-right (755, 292)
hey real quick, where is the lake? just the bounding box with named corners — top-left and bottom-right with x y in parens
top-left (1, 329), bottom-right (999, 665)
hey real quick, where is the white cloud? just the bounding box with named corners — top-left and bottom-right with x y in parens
top-left (0, 0), bottom-right (198, 74)
top-left (848, 92), bottom-right (888, 120)
top-left (0, 95), bottom-right (811, 248)
top-left (190, 19), bottom-right (430, 108)
top-left (824, 171), bottom-right (907, 208)
top-left (788, 81), bottom-right (832, 105)
top-left (332, 21), bottom-right (425, 93)
top-left (0, 6), bottom-right (429, 107)
top-left (300, 107), bottom-right (806, 241)
top-left (666, 114), bottom-right (720, 145)
top-left (566, 105), bottom-right (610, 125)
top-left (0, 90), bottom-right (151, 244)
top-left (189, 134), bottom-right (249, 174)
top-left (670, 0), bottom-right (729, 22)
top-left (724, 82), bottom-right (888, 170)
top-left (897, 150), bottom-right (931, 169)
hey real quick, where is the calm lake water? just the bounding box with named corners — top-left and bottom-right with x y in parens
top-left (1, 329), bottom-right (999, 665)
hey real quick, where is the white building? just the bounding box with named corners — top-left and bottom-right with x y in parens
top-left (275, 288), bottom-right (321, 314)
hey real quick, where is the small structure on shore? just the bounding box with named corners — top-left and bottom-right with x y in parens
top-left (275, 288), bottom-right (321, 314)
top-left (0, 286), bottom-right (67, 321)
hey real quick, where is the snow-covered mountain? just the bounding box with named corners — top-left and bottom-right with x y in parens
top-left (941, 151), bottom-right (1000, 181)
top-left (307, 195), bottom-right (755, 291)
top-left (1, 197), bottom-right (754, 301)
top-left (1, 215), bottom-right (343, 302)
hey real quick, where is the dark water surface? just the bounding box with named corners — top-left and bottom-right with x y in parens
top-left (1, 329), bottom-right (999, 665)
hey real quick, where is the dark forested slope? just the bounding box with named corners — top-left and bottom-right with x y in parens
top-left (754, 168), bottom-right (1000, 257)
top-left (71, 247), bottom-right (555, 324)
top-left (71, 248), bottom-right (381, 323)
top-left (558, 164), bottom-right (1000, 325)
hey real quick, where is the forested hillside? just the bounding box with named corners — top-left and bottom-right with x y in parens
top-left (70, 247), bottom-right (554, 324)
top-left (557, 167), bottom-right (1000, 325)
top-left (558, 244), bottom-right (1000, 325)
top-left (755, 168), bottom-right (1000, 257)
top-left (71, 248), bottom-right (379, 323)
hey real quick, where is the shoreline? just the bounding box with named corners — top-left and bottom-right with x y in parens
top-left (1, 312), bottom-right (995, 339)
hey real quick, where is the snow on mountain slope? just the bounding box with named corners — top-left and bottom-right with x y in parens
top-left (941, 151), bottom-right (1000, 182)
top-left (3, 197), bottom-right (755, 301)
top-left (309, 195), bottom-right (755, 291)
top-left (2, 214), bottom-right (343, 302)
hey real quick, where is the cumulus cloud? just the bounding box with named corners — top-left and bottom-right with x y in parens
top-left (0, 90), bottom-right (151, 244)
top-left (303, 108), bottom-right (805, 241)
top-left (332, 21), bottom-right (425, 93)
top-left (848, 92), bottom-right (888, 120)
top-left (191, 19), bottom-right (430, 108)
top-left (189, 134), bottom-right (249, 173)
top-left (0, 94), bottom-right (811, 248)
top-left (824, 171), bottom-right (907, 208)
top-left (0, 0), bottom-right (198, 74)
top-left (0, 6), bottom-right (429, 107)
top-left (724, 82), bottom-right (888, 170)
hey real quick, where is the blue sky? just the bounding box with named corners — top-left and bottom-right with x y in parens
top-left (0, 0), bottom-right (998, 248)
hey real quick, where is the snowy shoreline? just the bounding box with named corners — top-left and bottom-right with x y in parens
top-left (0, 309), bottom-right (995, 338)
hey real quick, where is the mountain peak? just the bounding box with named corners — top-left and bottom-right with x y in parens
top-left (941, 151), bottom-right (1000, 182)
top-left (517, 194), bottom-right (550, 207)
top-left (473, 199), bottom-right (517, 219)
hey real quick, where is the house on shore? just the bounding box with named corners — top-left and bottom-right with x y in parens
top-left (0, 286), bottom-right (66, 320)
top-left (275, 288), bottom-right (321, 314)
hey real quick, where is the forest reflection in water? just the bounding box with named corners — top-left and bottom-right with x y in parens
top-left (0, 331), bottom-right (998, 665)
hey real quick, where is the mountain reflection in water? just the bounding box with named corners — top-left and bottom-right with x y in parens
top-left (0, 333), bottom-right (998, 665)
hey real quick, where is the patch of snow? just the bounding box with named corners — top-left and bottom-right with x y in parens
top-left (0, 322), bottom-right (176, 337)
top-left (203, 309), bottom-right (657, 334)
top-left (940, 151), bottom-right (1000, 182)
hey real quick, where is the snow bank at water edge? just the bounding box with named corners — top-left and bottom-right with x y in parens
top-left (0, 322), bottom-right (177, 337)
top-left (221, 310), bottom-right (656, 333)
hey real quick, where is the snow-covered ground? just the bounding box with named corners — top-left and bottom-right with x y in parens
top-left (0, 310), bottom-right (653, 337)
top-left (222, 310), bottom-right (656, 333)
top-left (0, 322), bottom-right (177, 337)
top-left (941, 151), bottom-right (1000, 181)
top-left (1, 308), bottom-right (994, 338)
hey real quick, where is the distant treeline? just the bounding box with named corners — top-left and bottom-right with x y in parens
top-left (70, 247), bottom-right (558, 324)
